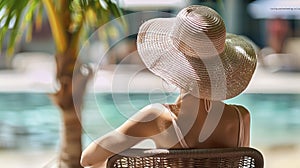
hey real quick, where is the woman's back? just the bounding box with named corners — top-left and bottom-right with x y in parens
top-left (152, 97), bottom-right (250, 149)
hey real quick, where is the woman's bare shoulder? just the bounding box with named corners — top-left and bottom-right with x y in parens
top-left (225, 103), bottom-right (250, 114)
top-left (117, 103), bottom-right (171, 137)
top-left (232, 104), bottom-right (250, 116)
top-left (225, 104), bottom-right (251, 127)
top-left (226, 104), bottom-right (251, 146)
top-left (132, 103), bottom-right (169, 121)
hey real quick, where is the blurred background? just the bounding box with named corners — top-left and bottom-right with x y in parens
top-left (1, 0), bottom-right (300, 168)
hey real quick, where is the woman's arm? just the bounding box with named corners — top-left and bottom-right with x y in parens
top-left (80, 104), bottom-right (163, 167)
top-left (80, 130), bottom-right (142, 167)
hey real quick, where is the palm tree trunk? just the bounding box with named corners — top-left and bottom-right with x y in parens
top-left (52, 49), bottom-right (92, 168)
top-left (46, 1), bottom-right (91, 165)
top-left (59, 108), bottom-right (82, 168)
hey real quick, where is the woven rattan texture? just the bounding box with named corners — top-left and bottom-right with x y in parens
top-left (107, 148), bottom-right (263, 168)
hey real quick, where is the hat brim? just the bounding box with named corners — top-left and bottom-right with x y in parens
top-left (137, 18), bottom-right (257, 100)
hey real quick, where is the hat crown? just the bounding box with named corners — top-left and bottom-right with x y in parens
top-left (171, 6), bottom-right (226, 58)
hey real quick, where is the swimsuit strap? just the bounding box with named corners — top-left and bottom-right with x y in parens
top-left (163, 104), bottom-right (189, 148)
top-left (233, 106), bottom-right (245, 147)
top-left (204, 99), bottom-right (212, 113)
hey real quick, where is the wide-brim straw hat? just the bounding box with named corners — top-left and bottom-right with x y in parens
top-left (137, 5), bottom-right (257, 100)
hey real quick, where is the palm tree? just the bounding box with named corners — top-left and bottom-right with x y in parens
top-left (0, 0), bottom-right (123, 167)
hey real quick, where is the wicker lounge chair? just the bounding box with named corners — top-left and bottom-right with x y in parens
top-left (107, 147), bottom-right (264, 168)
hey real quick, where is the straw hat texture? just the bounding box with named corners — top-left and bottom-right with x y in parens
top-left (137, 5), bottom-right (257, 100)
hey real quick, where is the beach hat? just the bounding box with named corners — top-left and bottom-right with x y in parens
top-left (137, 5), bottom-right (257, 100)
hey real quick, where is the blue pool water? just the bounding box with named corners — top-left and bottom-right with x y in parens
top-left (0, 92), bottom-right (300, 150)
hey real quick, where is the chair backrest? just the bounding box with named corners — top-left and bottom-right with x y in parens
top-left (107, 147), bottom-right (264, 168)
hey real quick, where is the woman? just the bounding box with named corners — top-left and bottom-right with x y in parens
top-left (81, 5), bottom-right (257, 168)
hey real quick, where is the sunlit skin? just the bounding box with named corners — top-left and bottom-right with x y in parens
top-left (80, 90), bottom-right (250, 168)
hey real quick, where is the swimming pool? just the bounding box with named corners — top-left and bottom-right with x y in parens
top-left (0, 92), bottom-right (299, 150)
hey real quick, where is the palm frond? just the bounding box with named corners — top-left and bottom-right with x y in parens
top-left (35, 3), bottom-right (44, 31)
top-left (70, 0), bottom-right (124, 32)
top-left (42, 0), bottom-right (68, 53)
top-left (0, 0), bottom-right (41, 55)
top-left (67, 0), bottom-right (125, 58)
top-left (0, 0), bottom-right (124, 55)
